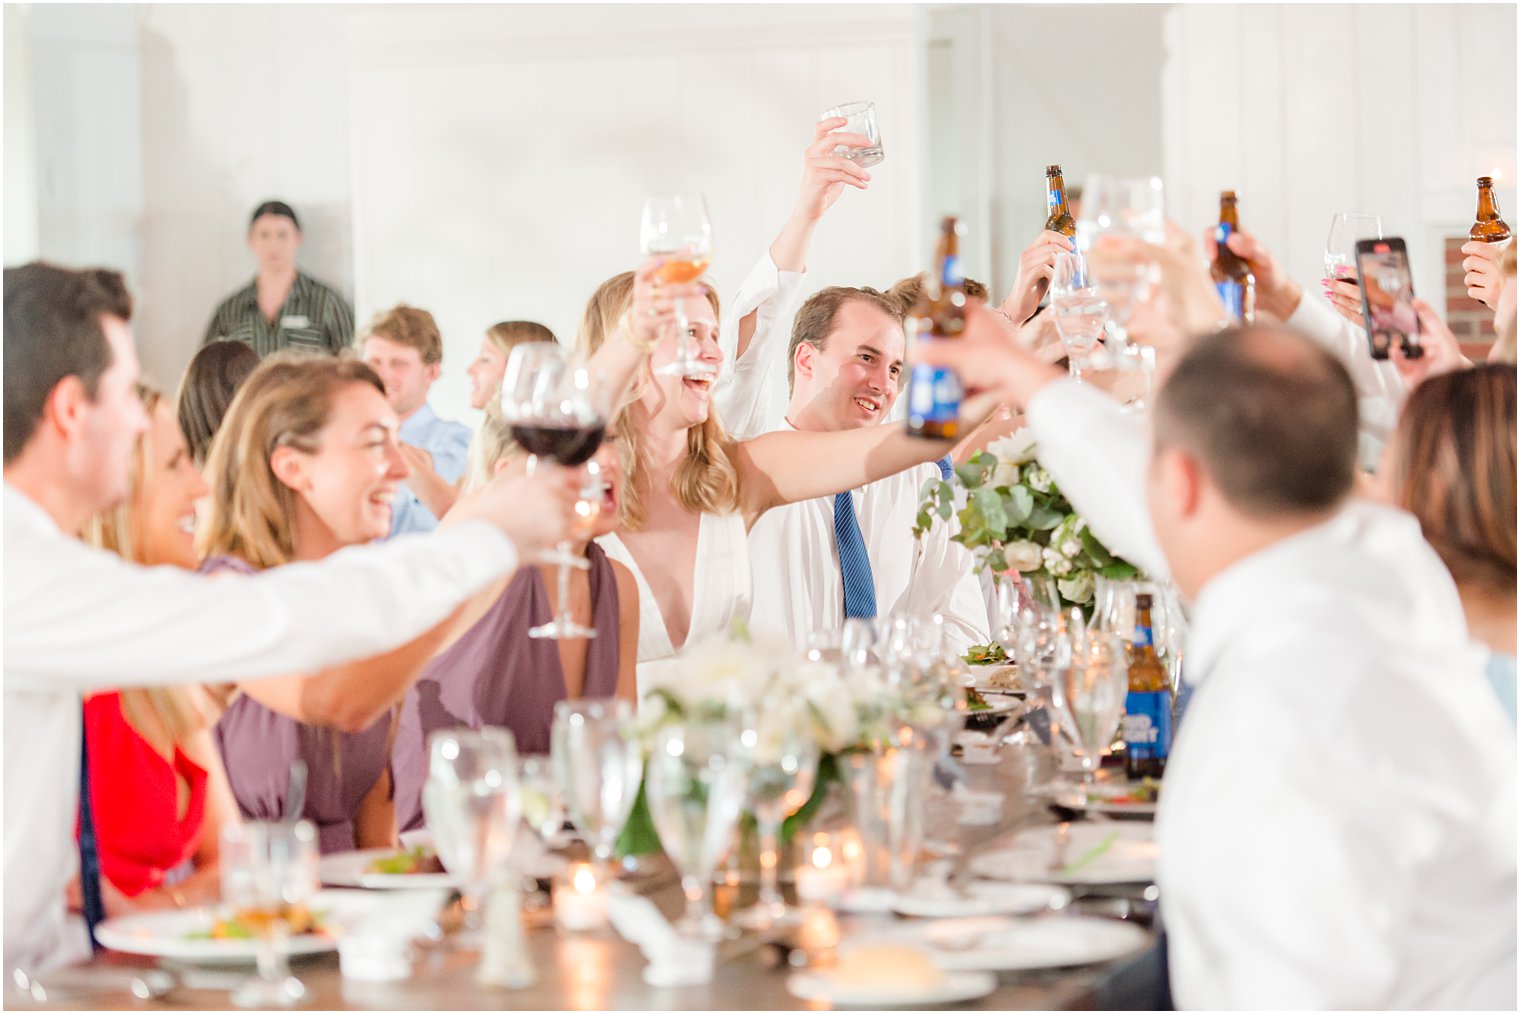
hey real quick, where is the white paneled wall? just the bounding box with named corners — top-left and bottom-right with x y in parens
top-left (345, 4), bottom-right (924, 426)
top-left (1162, 4), bottom-right (1517, 315)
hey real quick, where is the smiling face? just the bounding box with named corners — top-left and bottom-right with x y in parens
top-left (640, 293), bottom-right (723, 430)
top-left (588, 438), bottom-right (625, 539)
top-left (362, 334), bottom-right (438, 420)
top-left (134, 401), bottom-right (209, 569)
top-left (467, 335), bottom-right (508, 411)
top-left (74, 316), bottom-right (152, 514)
top-left (791, 298), bottom-right (906, 431)
top-left (247, 213), bottom-right (301, 274)
top-left (274, 381), bottom-right (409, 549)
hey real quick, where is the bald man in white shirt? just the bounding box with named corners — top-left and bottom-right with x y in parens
top-left (918, 310), bottom-right (1515, 1009)
top-left (2, 262), bottom-right (575, 972)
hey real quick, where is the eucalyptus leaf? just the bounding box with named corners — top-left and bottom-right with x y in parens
top-left (972, 488), bottom-right (1008, 535)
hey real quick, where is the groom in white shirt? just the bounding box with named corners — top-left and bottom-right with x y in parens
top-left (917, 312), bottom-right (1515, 1010)
top-left (747, 286), bottom-right (988, 651)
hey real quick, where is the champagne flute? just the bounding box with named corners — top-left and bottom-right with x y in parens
top-left (1049, 251), bottom-right (1108, 383)
top-left (1325, 212), bottom-right (1383, 284)
top-left (732, 702), bottom-right (820, 930)
top-left (219, 820), bottom-right (319, 1008)
top-left (499, 342), bottom-right (610, 640)
top-left (551, 699), bottom-right (643, 877)
top-left (422, 728), bottom-right (521, 942)
top-left (643, 718), bottom-right (748, 941)
top-left (641, 194), bottom-right (716, 380)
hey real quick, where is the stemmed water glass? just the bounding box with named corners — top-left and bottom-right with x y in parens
top-left (1049, 251), bottom-right (1109, 383)
top-left (1049, 617), bottom-right (1130, 803)
top-left (643, 717), bottom-right (749, 941)
top-left (732, 702), bottom-right (820, 930)
top-left (1325, 212), bottom-right (1384, 284)
top-left (422, 728), bottom-right (521, 944)
top-left (641, 194), bottom-right (716, 380)
top-left (1079, 174), bottom-right (1165, 359)
top-left (499, 342), bottom-right (610, 639)
top-left (550, 699), bottom-right (643, 878)
top-left (219, 820), bottom-right (319, 1009)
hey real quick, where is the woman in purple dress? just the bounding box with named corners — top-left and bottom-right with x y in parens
top-left (391, 431), bottom-right (638, 832)
top-left (198, 355), bottom-right (464, 853)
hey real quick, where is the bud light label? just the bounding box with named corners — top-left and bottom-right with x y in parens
top-left (1132, 622), bottom-right (1154, 648)
top-left (1048, 189), bottom-right (1063, 209)
top-left (1217, 281), bottom-right (1244, 322)
top-left (942, 254), bottom-right (963, 288)
top-left (1123, 690), bottom-right (1172, 761)
top-left (1216, 221), bottom-right (1233, 245)
top-left (908, 363), bottom-right (961, 426)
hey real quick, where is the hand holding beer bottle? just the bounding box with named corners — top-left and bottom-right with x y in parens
top-left (906, 217), bottom-right (968, 440)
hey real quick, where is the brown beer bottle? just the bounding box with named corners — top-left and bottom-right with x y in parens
top-left (1035, 165), bottom-right (1078, 303)
top-left (905, 216), bottom-right (967, 441)
top-left (1122, 593), bottom-right (1172, 780)
top-left (1470, 176), bottom-right (1513, 243)
top-left (1210, 191), bottom-right (1256, 325)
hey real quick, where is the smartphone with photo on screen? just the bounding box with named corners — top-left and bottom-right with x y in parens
top-left (1354, 237), bottom-right (1424, 361)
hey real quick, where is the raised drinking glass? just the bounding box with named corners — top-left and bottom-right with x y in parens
top-left (641, 194), bottom-right (716, 379)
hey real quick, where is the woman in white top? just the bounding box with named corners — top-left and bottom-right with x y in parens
top-left (585, 262), bottom-right (987, 683)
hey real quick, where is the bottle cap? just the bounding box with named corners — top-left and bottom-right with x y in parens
top-left (1045, 164), bottom-right (1063, 176)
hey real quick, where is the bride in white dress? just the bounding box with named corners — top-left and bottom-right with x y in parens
top-left (586, 260), bottom-right (987, 686)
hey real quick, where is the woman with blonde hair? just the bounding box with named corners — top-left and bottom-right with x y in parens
top-left (1383, 363), bottom-right (1518, 720)
top-left (199, 354), bottom-right (463, 852)
top-left (583, 260), bottom-right (986, 681)
top-left (79, 386), bottom-right (238, 912)
top-left (462, 320), bottom-right (559, 491)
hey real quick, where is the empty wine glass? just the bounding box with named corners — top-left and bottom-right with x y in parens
top-left (641, 194), bottom-right (716, 380)
top-left (732, 702), bottom-right (820, 930)
top-left (1080, 174), bottom-right (1165, 357)
top-left (500, 342), bottom-right (610, 640)
top-left (219, 820), bottom-right (319, 1008)
top-left (1325, 213), bottom-right (1383, 284)
top-left (422, 728), bottom-right (521, 943)
top-left (551, 699), bottom-right (643, 877)
top-left (1049, 621), bottom-right (1129, 803)
top-left (643, 718), bottom-right (749, 941)
top-left (1050, 252), bottom-right (1108, 383)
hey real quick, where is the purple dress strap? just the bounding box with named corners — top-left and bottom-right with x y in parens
top-left (202, 555), bottom-right (392, 855)
top-left (392, 543), bottom-right (622, 832)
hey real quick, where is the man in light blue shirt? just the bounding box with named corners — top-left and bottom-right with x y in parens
top-left (360, 305), bottom-right (472, 536)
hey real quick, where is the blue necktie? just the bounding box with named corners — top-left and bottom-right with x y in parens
top-left (833, 490), bottom-right (877, 619)
top-left (78, 708), bottom-right (104, 948)
top-left (937, 456), bottom-right (953, 481)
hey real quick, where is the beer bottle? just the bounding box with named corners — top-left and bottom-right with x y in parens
top-left (1122, 593), bottom-right (1172, 780)
top-left (905, 216), bottom-right (967, 441)
top-left (1210, 190), bottom-right (1256, 325)
top-left (1470, 176), bottom-right (1513, 243)
top-left (1035, 165), bottom-right (1078, 303)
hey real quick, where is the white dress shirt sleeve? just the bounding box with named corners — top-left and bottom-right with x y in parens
top-left (901, 483), bottom-right (991, 652)
top-left (1284, 292), bottom-right (1406, 469)
top-left (1024, 380), bottom-right (1170, 581)
top-left (713, 250), bottom-right (807, 440)
top-left (4, 519), bottom-right (518, 690)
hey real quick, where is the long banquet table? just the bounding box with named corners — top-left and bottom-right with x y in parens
top-left (8, 751), bottom-right (1163, 1011)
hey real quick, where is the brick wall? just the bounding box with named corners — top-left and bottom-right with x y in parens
top-left (1445, 236), bottom-right (1497, 361)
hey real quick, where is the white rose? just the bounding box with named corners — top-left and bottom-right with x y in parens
top-left (991, 461), bottom-right (1021, 488)
top-left (1058, 572), bottom-right (1095, 604)
top-left (1060, 539), bottom-right (1083, 558)
top-left (986, 427), bottom-right (1038, 466)
top-left (1004, 539), bottom-right (1044, 572)
top-left (1028, 467), bottom-right (1053, 493)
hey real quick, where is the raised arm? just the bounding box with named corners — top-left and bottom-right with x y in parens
top-left (715, 118), bottom-right (872, 439)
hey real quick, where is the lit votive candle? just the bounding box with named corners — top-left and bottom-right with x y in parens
top-left (553, 862), bottom-right (608, 932)
top-left (794, 833), bottom-right (851, 904)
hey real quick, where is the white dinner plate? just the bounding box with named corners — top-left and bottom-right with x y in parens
top-left (892, 881), bottom-right (1069, 919)
top-left (873, 915), bottom-right (1151, 971)
top-left (963, 696), bottom-right (1023, 722)
top-left (396, 828), bottom-right (568, 881)
top-left (969, 664), bottom-right (1022, 694)
top-left (969, 822), bottom-right (1156, 885)
top-left (319, 848), bottom-right (461, 890)
top-left (787, 969), bottom-right (996, 1007)
top-left (1048, 785), bottom-right (1159, 819)
top-left (94, 889), bottom-right (361, 963)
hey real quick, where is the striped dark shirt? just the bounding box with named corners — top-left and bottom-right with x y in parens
top-left (202, 271), bottom-right (355, 357)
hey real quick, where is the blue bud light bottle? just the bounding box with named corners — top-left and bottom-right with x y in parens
top-left (1123, 592), bottom-right (1173, 780)
top-left (906, 216), bottom-right (967, 440)
top-left (1210, 190), bottom-right (1256, 325)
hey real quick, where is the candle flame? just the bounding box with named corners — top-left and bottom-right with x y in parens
top-left (811, 845), bottom-right (833, 869)
top-left (573, 865), bottom-right (597, 892)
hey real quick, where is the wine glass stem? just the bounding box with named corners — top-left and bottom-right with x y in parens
top-left (462, 887), bottom-right (486, 933)
top-left (755, 807), bottom-right (783, 909)
top-left (681, 874), bottom-right (708, 927)
top-left (256, 921), bottom-right (290, 986)
top-left (555, 542), bottom-right (577, 626)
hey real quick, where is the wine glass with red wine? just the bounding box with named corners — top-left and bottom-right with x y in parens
top-left (641, 194), bottom-right (716, 380)
top-left (500, 342), bottom-right (609, 640)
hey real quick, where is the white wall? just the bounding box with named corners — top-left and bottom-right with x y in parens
top-left (4, 5), bottom-right (40, 264)
top-left (1162, 3), bottom-right (1517, 315)
top-left (344, 3), bottom-right (925, 426)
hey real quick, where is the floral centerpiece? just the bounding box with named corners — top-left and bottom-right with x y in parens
top-left (616, 621), bottom-right (941, 856)
top-left (913, 428), bottom-right (1137, 609)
